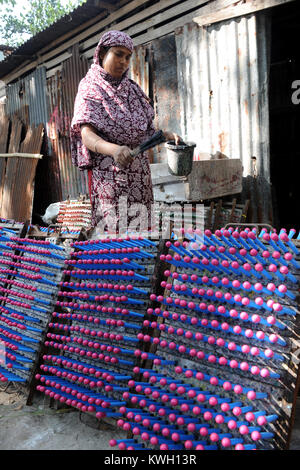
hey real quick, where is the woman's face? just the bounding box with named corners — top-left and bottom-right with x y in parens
top-left (101, 46), bottom-right (132, 78)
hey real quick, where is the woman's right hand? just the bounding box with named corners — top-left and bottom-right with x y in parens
top-left (112, 145), bottom-right (133, 168)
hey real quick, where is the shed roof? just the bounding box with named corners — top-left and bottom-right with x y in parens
top-left (0, 0), bottom-right (125, 79)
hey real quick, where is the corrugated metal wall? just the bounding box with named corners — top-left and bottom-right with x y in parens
top-left (4, 67), bottom-right (64, 217)
top-left (151, 34), bottom-right (182, 163)
top-left (6, 67), bottom-right (48, 127)
top-left (129, 35), bottom-right (182, 164)
top-left (47, 45), bottom-right (90, 200)
top-left (5, 53), bottom-right (90, 205)
top-left (175, 13), bottom-right (271, 181)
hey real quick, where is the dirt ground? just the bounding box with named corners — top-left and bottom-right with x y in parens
top-left (0, 383), bottom-right (299, 450)
top-left (0, 383), bottom-right (126, 450)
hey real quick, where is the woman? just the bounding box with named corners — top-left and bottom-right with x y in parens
top-left (70, 30), bottom-right (181, 234)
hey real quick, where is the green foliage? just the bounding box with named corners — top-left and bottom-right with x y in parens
top-left (0, 0), bottom-right (86, 47)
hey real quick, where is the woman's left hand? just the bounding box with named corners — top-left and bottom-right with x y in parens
top-left (163, 130), bottom-right (183, 145)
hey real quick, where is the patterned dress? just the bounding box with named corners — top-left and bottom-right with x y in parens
top-left (70, 32), bottom-right (156, 233)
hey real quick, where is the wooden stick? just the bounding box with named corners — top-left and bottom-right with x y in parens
top-left (0, 153), bottom-right (43, 159)
top-left (229, 198), bottom-right (237, 223)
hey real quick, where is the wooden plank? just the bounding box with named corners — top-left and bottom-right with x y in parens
top-left (0, 123), bottom-right (44, 221)
top-left (129, 3), bottom-right (225, 47)
top-left (206, 201), bottom-right (214, 230)
top-left (0, 108), bottom-right (9, 211)
top-left (15, 158), bottom-right (39, 222)
top-left (20, 122), bottom-right (44, 154)
top-left (228, 197), bottom-right (237, 222)
top-left (82, 0), bottom-right (208, 52)
top-left (0, 158), bottom-right (7, 211)
top-left (46, 65), bottom-right (62, 78)
top-left (212, 198), bottom-right (223, 231)
top-left (152, 159), bottom-right (243, 202)
top-left (18, 124), bottom-right (44, 221)
top-left (152, 175), bottom-right (186, 186)
top-left (187, 158), bottom-right (243, 200)
top-left (240, 198), bottom-right (250, 222)
top-left (1, 116), bottom-right (23, 216)
top-left (7, 116), bottom-right (23, 153)
top-left (126, 0), bottom-right (206, 36)
top-left (0, 157), bottom-right (18, 218)
top-left (193, 0), bottom-right (296, 26)
top-left (83, 0), bottom-right (216, 59)
top-left (94, 0), bottom-right (117, 10)
top-left (0, 114), bottom-right (10, 153)
top-left (43, 52), bottom-right (73, 72)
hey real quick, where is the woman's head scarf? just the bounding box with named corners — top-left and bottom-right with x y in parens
top-left (94, 30), bottom-right (134, 65)
top-left (70, 30), bottom-right (154, 170)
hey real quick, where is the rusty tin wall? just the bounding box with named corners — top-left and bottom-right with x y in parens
top-left (129, 35), bottom-right (182, 164)
top-left (175, 14), bottom-right (271, 180)
top-left (47, 45), bottom-right (90, 201)
top-left (4, 67), bottom-right (63, 218)
top-left (5, 52), bottom-right (90, 206)
top-left (5, 67), bottom-right (48, 126)
top-left (151, 34), bottom-right (182, 163)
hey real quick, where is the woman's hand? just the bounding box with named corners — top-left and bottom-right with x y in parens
top-left (81, 125), bottom-right (133, 165)
top-left (163, 130), bottom-right (183, 145)
top-left (112, 145), bottom-right (133, 168)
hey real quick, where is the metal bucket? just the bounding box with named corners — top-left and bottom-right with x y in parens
top-left (166, 141), bottom-right (196, 176)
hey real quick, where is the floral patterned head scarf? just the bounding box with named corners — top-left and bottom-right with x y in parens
top-left (93, 30), bottom-right (134, 65)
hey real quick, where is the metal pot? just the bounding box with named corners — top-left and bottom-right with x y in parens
top-left (166, 141), bottom-right (196, 176)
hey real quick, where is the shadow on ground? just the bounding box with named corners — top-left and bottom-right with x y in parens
top-left (0, 387), bottom-right (126, 450)
top-left (0, 386), bottom-right (299, 450)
